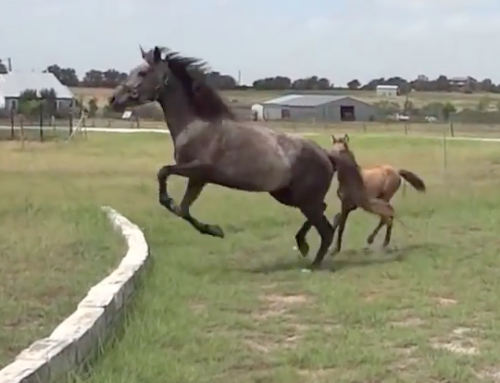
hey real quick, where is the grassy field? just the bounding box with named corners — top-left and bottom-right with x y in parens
top-left (0, 141), bottom-right (125, 367)
top-left (71, 86), bottom-right (500, 110)
top-left (9, 131), bottom-right (488, 383)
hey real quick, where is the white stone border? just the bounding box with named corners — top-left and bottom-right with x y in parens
top-left (0, 206), bottom-right (149, 383)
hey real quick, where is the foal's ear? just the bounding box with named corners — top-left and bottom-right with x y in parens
top-left (343, 134), bottom-right (350, 142)
top-left (139, 45), bottom-right (146, 59)
top-left (331, 134), bottom-right (336, 143)
top-left (153, 46), bottom-right (162, 64)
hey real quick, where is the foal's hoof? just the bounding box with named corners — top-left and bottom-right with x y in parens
top-left (205, 224), bottom-right (225, 238)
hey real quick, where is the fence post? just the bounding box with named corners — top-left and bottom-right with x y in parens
top-left (10, 107), bottom-right (14, 139)
top-left (449, 122), bottom-right (454, 137)
top-left (38, 100), bottom-right (44, 142)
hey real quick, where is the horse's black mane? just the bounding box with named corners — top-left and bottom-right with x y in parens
top-left (159, 48), bottom-right (236, 122)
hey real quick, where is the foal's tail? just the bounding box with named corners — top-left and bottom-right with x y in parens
top-left (398, 169), bottom-right (426, 193)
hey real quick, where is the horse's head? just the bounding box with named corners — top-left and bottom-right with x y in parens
top-left (108, 46), bottom-right (174, 111)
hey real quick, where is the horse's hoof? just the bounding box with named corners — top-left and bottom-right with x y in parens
top-left (297, 243), bottom-right (310, 257)
top-left (159, 196), bottom-right (178, 213)
top-left (307, 262), bottom-right (323, 271)
top-left (206, 224), bottom-right (225, 238)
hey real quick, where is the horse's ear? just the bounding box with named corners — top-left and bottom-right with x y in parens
top-left (331, 134), bottom-right (336, 143)
top-left (344, 134), bottom-right (350, 142)
top-left (139, 45), bottom-right (146, 59)
top-left (153, 46), bottom-right (162, 63)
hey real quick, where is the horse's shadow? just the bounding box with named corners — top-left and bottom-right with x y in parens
top-left (241, 243), bottom-right (441, 274)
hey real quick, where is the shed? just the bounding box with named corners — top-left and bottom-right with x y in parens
top-left (253, 94), bottom-right (377, 122)
top-left (0, 72), bottom-right (74, 111)
top-left (376, 85), bottom-right (398, 97)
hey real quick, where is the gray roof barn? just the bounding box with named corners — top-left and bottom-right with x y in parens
top-left (0, 72), bottom-right (74, 99)
top-left (256, 94), bottom-right (377, 122)
top-left (263, 94), bottom-right (347, 107)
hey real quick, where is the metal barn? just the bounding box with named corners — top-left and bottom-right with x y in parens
top-left (376, 85), bottom-right (398, 97)
top-left (254, 94), bottom-right (377, 122)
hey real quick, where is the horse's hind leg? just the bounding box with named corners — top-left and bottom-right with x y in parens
top-left (157, 162), bottom-right (224, 238)
top-left (294, 201), bottom-right (326, 257)
top-left (300, 205), bottom-right (334, 270)
top-left (295, 220), bottom-right (312, 257)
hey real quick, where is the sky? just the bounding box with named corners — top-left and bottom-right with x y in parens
top-left (1, 0), bottom-right (499, 86)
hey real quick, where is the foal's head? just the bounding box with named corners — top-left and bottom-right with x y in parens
top-left (331, 134), bottom-right (357, 162)
top-left (109, 45), bottom-right (235, 122)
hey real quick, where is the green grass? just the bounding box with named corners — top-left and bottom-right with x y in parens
top-left (0, 140), bottom-right (125, 367)
top-left (32, 132), bottom-right (497, 383)
top-left (4, 132), bottom-right (500, 382)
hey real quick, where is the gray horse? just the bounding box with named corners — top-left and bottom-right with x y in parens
top-left (109, 46), bottom-right (393, 270)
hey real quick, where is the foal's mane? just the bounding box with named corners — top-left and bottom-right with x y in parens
top-left (161, 48), bottom-right (236, 122)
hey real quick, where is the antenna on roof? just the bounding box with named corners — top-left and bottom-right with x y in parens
top-left (7, 58), bottom-right (12, 72)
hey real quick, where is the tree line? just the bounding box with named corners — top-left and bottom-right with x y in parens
top-left (1, 58), bottom-right (499, 93)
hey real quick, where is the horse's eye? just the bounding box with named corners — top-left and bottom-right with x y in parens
top-left (138, 71), bottom-right (147, 77)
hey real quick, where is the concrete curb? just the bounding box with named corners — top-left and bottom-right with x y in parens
top-left (0, 206), bottom-right (149, 383)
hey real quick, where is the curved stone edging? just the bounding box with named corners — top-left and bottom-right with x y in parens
top-left (0, 206), bottom-right (149, 383)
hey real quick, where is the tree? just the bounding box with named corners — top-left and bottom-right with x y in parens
top-left (39, 88), bottom-right (58, 116)
top-left (206, 71), bottom-right (237, 89)
top-left (82, 69), bottom-right (105, 87)
top-left (87, 98), bottom-right (98, 117)
top-left (476, 96), bottom-right (490, 112)
top-left (18, 89), bottom-right (41, 117)
top-left (480, 78), bottom-right (494, 92)
top-left (0, 60), bottom-right (7, 74)
top-left (441, 102), bottom-right (456, 121)
top-left (347, 79), bottom-right (360, 90)
top-left (46, 65), bottom-right (80, 86)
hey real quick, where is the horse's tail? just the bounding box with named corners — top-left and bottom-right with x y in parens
top-left (398, 169), bottom-right (426, 192)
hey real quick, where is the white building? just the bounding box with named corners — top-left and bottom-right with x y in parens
top-left (376, 85), bottom-right (398, 97)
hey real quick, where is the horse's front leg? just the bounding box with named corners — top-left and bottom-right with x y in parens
top-left (157, 162), bottom-right (224, 238)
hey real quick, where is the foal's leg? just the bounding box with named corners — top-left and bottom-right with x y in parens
top-left (383, 216), bottom-right (394, 248)
top-left (157, 162), bottom-right (224, 238)
top-left (331, 202), bottom-right (356, 255)
top-left (301, 205), bottom-right (334, 270)
top-left (366, 218), bottom-right (385, 245)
